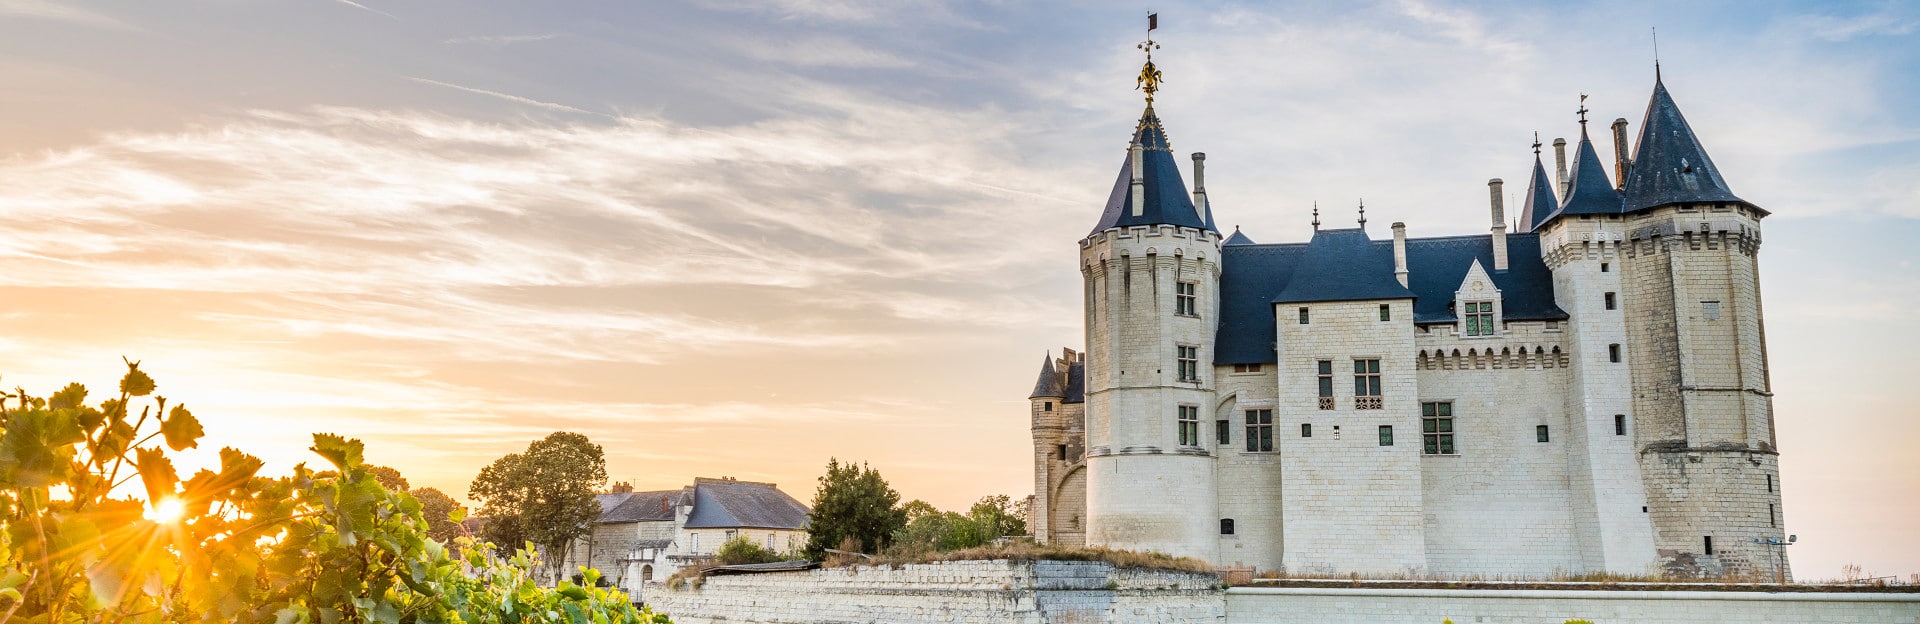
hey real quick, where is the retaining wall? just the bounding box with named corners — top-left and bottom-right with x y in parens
top-left (1227, 586), bottom-right (1920, 623)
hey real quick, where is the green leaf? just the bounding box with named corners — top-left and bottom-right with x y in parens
top-left (557, 584), bottom-right (589, 601)
top-left (135, 447), bottom-right (178, 505)
top-left (309, 433), bottom-right (364, 471)
top-left (161, 404), bottom-right (205, 451)
top-left (120, 361), bottom-right (156, 397)
top-left (49, 382), bottom-right (87, 410)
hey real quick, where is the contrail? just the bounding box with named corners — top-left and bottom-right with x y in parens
top-left (405, 76), bottom-right (613, 118)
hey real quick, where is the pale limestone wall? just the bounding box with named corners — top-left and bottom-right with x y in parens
top-left (1212, 368), bottom-right (1283, 572)
top-left (1031, 389), bottom-right (1086, 547)
top-left (1275, 298), bottom-right (1426, 575)
top-left (650, 560), bottom-right (1226, 624)
top-left (1080, 225), bottom-right (1221, 562)
top-left (1413, 321), bottom-right (1581, 577)
top-left (1541, 216), bottom-right (1661, 574)
top-left (1226, 587), bottom-right (1920, 624)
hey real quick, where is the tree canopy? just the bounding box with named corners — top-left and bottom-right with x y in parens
top-left (802, 458), bottom-right (905, 559)
top-left (409, 486), bottom-right (465, 543)
top-left (892, 495), bottom-right (1028, 553)
top-left (467, 431), bottom-right (609, 575)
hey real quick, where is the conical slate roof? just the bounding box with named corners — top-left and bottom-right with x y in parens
top-left (1088, 106), bottom-right (1215, 234)
top-left (1622, 76), bottom-right (1749, 212)
top-left (1543, 129), bottom-right (1623, 223)
top-left (1518, 154), bottom-right (1558, 233)
top-left (1028, 354), bottom-right (1065, 399)
top-left (1222, 227), bottom-right (1255, 246)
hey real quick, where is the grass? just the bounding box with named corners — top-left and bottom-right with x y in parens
top-left (865, 541), bottom-right (1216, 574)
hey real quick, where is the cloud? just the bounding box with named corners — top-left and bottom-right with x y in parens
top-left (0, 0), bottom-right (136, 30)
top-left (441, 34), bottom-right (560, 46)
top-left (1799, 11), bottom-right (1919, 41)
top-left (404, 76), bottom-right (611, 117)
top-left (332, 0), bottom-right (397, 20)
top-left (738, 37), bottom-right (915, 69)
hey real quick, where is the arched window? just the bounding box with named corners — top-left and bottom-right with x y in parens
top-left (642, 565), bottom-right (654, 581)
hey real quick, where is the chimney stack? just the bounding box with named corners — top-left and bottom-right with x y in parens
top-left (1610, 118), bottom-right (1631, 190)
top-left (1391, 222), bottom-right (1409, 287)
top-left (1191, 152), bottom-right (1209, 222)
top-left (1552, 138), bottom-right (1569, 198)
top-left (1488, 178), bottom-right (1509, 272)
top-left (1129, 143), bottom-right (1146, 217)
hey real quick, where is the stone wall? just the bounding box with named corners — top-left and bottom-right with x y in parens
top-left (649, 560), bottom-right (1225, 624)
top-left (1226, 586), bottom-right (1920, 624)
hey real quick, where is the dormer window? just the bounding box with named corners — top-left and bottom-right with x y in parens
top-left (1463, 301), bottom-right (1496, 336)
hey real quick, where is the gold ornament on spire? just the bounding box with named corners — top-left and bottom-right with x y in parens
top-left (1136, 13), bottom-right (1162, 105)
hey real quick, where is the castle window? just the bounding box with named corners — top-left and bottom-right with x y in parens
top-left (1177, 346), bottom-right (1199, 382)
top-left (1703, 300), bottom-right (1721, 321)
top-left (1317, 360), bottom-right (1335, 410)
top-left (1245, 409), bottom-right (1273, 452)
top-left (1298, 307), bottom-right (1310, 324)
top-left (1044, 401), bottom-right (1053, 412)
top-left (1175, 282), bottom-right (1198, 316)
top-left (1378, 425), bottom-right (1394, 446)
top-left (1464, 301), bottom-right (1495, 336)
top-left (1609, 344), bottom-right (1622, 363)
top-left (1704, 536), bottom-right (1714, 556)
top-left (1770, 503), bottom-right (1776, 527)
top-left (1615, 414), bottom-right (1628, 436)
top-left (1233, 363), bottom-right (1263, 373)
top-left (1601, 262), bottom-right (1610, 272)
top-left (1605, 292), bottom-right (1617, 310)
top-left (1220, 519), bottom-right (1235, 535)
top-left (1301, 423), bottom-right (1312, 438)
top-left (1177, 405), bottom-right (1200, 446)
top-left (1057, 444), bottom-right (1067, 461)
top-left (1217, 419), bottom-right (1230, 444)
top-left (1537, 425), bottom-right (1550, 443)
top-left (1422, 401), bottom-right (1455, 455)
top-left (1766, 474), bottom-right (1773, 492)
top-left (1379, 304), bottom-right (1391, 321)
top-left (1353, 359), bottom-right (1382, 409)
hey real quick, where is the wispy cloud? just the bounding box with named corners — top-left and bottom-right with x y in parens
top-left (738, 37), bottom-right (914, 68)
top-left (1800, 11), bottom-right (1919, 41)
top-left (404, 76), bottom-right (611, 117)
top-left (441, 33), bottom-right (560, 46)
top-left (0, 0), bottom-right (136, 30)
top-left (332, 0), bottom-right (397, 20)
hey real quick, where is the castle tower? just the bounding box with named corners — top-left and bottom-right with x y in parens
top-left (1618, 74), bottom-right (1785, 578)
top-left (1078, 33), bottom-right (1221, 561)
top-left (1534, 104), bottom-right (1661, 574)
top-left (1030, 350), bottom-right (1087, 546)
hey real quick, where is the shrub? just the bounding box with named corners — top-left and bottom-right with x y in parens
top-left (715, 534), bottom-right (784, 566)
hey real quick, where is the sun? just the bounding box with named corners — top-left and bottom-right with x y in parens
top-left (145, 497), bottom-right (187, 524)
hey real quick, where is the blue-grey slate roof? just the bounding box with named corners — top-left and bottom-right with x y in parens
top-left (1063, 360), bottom-right (1085, 404)
top-left (1088, 106), bottom-right (1215, 234)
top-left (1213, 232), bottom-right (1567, 365)
top-left (1222, 228), bottom-right (1256, 246)
top-left (682, 479), bottom-right (811, 530)
top-left (1518, 155), bottom-right (1558, 233)
top-left (1272, 228), bottom-right (1414, 304)
top-left (1028, 355), bottom-right (1063, 399)
top-left (1621, 77), bottom-right (1752, 213)
top-left (1539, 130), bottom-right (1623, 225)
top-left (596, 490), bottom-right (679, 523)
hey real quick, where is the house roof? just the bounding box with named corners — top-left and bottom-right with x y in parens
top-left (595, 490), bottom-right (679, 523)
top-left (682, 478), bottom-right (811, 530)
top-left (1621, 76), bottom-right (1753, 213)
top-left (1088, 106), bottom-right (1215, 234)
top-left (1213, 232), bottom-right (1566, 365)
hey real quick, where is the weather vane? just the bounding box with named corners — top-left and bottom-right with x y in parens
top-left (1533, 131), bottom-right (1542, 155)
top-left (1136, 13), bottom-right (1162, 105)
top-left (1578, 93), bottom-right (1590, 127)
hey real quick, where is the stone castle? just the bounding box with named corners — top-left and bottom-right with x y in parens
top-left (1029, 42), bottom-right (1787, 579)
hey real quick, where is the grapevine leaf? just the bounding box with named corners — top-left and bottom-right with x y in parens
top-left (49, 382), bottom-right (87, 410)
top-left (135, 447), bottom-right (178, 506)
top-left (161, 404), bottom-right (204, 451)
top-left (120, 362), bottom-right (156, 397)
top-left (309, 433), bottom-right (363, 471)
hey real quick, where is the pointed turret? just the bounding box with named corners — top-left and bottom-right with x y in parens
top-left (1519, 150), bottom-right (1559, 233)
top-left (1222, 226), bottom-right (1255, 246)
top-left (1088, 106), bottom-right (1213, 234)
top-left (1622, 76), bottom-right (1751, 213)
top-left (1029, 353), bottom-right (1065, 399)
top-left (1543, 128), bottom-right (1623, 224)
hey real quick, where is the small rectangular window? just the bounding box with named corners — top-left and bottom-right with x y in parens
top-left (1604, 292), bottom-right (1617, 310)
top-left (1704, 536), bottom-right (1714, 556)
top-left (1044, 401), bottom-right (1053, 412)
top-left (1217, 419), bottom-right (1230, 444)
top-left (1175, 282), bottom-right (1198, 316)
top-left (1537, 425), bottom-right (1550, 443)
top-left (1769, 503), bottom-right (1776, 527)
top-left (1177, 405), bottom-right (1200, 446)
top-left (1353, 359), bottom-right (1382, 409)
top-left (1232, 363), bottom-right (1263, 373)
top-left (1464, 301), bottom-right (1495, 336)
top-left (1609, 344), bottom-right (1622, 363)
top-left (1220, 519), bottom-right (1235, 535)
top-left (1766, 474), bottom-right (1773, 493)
top-left (1615, 414), bottom-right (1628, 436)
top-left (1379, 304), bottom-right (1391, 321)
top-left (1703, 301), bottom-right (1721, 321)
top-left (1601, 262), bottom-right (1610, 272)
top-left (1316, 360), bottom-right (1334, 409)
top-left (1057, 444), bottom-right (1067, 461)
top-left (1301, 423), bottom-right (1312, 438)
top-left (1177, 346), bottom-right (1199, 382)
top-left (1422, 401), bottom-right (1455, 455)
top-left (1378, 425), bottom-right (1393, 446)
top-left (1298, 307), bottom-right (1310, 324)
top-left (1245, 409), bottom-right (1274, 452)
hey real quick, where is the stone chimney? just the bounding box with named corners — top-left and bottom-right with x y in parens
top-left (1191, 152), bottom-right (1209, 222)
top-left (1488, 178), bottom-right (1509, 272)
top-left (1129, 143), bottom-right (1146, 217)
top-left (1553, 138), bottom-right (1569, 198)
top-left (1611, 118), bottom-right (1632, 190)
top-left (1391, 222), bottom-right (1409, 287)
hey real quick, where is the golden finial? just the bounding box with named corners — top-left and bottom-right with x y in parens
top-left (1136, 13), bottom-right (1162, 105)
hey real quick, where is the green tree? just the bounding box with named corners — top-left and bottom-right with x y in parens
top-left (468, 432), bottom-right (609, 578)
top-left (900, 499), bottom-right (939, 523)
top-left (802, 458), bottom-right (905, 559)
top-left (968, 494), bottom-right (1027, 541)
top-left (410, 486), bottom-right (465, 542)
top-left (714, 534), bottom-right (782, 566)
top-left (367, 464), bottom-right (409, 491)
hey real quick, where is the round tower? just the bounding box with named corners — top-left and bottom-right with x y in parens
top-left (1078, 65), bottom-right (1221, 560)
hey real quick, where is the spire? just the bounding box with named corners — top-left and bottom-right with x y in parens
top-left (1621, 72), bottom-right (1750, 213)
top-left (1518, 135), bottom-right (1559, 233)
top-left (1311, 202), bottom-right (1320, 231)
top-left (1087, 16), bottom-right (1214, 235)
top-left (1548, 123), bottom-right (1624, 222)
top-left (1356, 199), bottom-right (1367, 229)
top-left (1136, 14), bottom-right (1162, 107)
top-left (1029, 353), bottom-right (1065, 399)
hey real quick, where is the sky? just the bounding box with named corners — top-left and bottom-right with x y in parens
top-left (1, 0), bottom-right (1916, 581)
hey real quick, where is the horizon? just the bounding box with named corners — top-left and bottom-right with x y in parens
top-left (1, 0), bottom-right (1916, 581)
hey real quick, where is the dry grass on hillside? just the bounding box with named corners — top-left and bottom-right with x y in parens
top-left (867, 542), bottom-right (1215, 574)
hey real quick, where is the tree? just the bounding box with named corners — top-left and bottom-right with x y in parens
top-left (802, 458), bottom-right (905, 559)
top-left (968, 494), bottom-right (1026, 541)
top-left (714, 534), bottom-right (782, 566)
top-left (900, 499), bottom-right (939, 523)
top-left (367, 465), bottom-right (410, 491)
top-left (410, 486), bottom-right (465, 542)
top-left (468, 431), bottom-right (609, 578)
